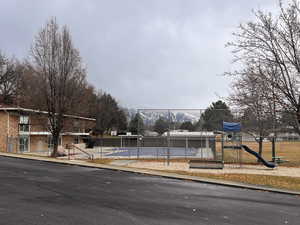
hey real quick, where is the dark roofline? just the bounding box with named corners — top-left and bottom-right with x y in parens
top-left (0, 107), bottom-right (96, 121)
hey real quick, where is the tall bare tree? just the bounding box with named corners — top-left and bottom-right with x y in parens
top-left (18, 63), bottom-right (46, 110)
top-left (0, 51), bottom-right (22, 105)
top-left (31, 18), bottom-right (86, 157)
top-left (227, 0), bottom-right (300, 133)
top-left (229, 63), bottom-right (276, 157)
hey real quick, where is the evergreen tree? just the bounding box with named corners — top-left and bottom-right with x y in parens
top-left (179, 121), bottom-right (194, 131)
top-left (95, 93), bottom-right (127, 135)
top-left (128, 113), bottom-right (144, 135)
top-left (154, 117), bottom-right (169, 135)
top-left (201, 100), bottom-right (233, 131)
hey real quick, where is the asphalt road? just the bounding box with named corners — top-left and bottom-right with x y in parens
top-left (0, 156), bottom-right (299, 225)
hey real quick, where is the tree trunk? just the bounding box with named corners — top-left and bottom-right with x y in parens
top-left (297, 111), bottom-right (300, 134)
top-left (258, 136), bottom-right (263, 162)
top-left (271, 136), bottom-right (276, 162)
top-left (50, 133), bottom-right (60, 157)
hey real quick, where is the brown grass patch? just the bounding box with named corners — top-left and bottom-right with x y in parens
top-left (216, 141), bottom-right (300, 167)
top-left (163, 170), bottom-right (300, 192)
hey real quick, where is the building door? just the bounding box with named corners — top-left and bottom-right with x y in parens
top-left (19, 136), bottom-right (29, 152)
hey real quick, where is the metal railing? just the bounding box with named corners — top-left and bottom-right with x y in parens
top-left (67, 144), bottom-right (94, 160)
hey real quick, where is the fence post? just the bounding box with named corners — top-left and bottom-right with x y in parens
top-left (205, 137), bottom-right (209, 149)
top-left (221, 134), bottom-right (224, 164)
top-left (137, 136), bottom-right (140, 159)
top-left (201, 139), bottom-right (203, 159)
top-left (101, 138), bottom-right (103, 159)
top-left (185, 137), bottom-right (188, 159)
top-left (167, 110), bottom-right (171, 166)
top-left (100, 146), bottom-right (103, 159)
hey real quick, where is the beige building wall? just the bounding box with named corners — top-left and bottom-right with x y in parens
top-left (30, 135), bottom-right (48, 152)
top-left (29, 114), bottom-right (95, 133)
top-left (30, 114), bottom-right (48, 132)
top-left (63, 117), bottom-right (95, 133)
top-left (8, 113), bottom-right (20, 153)
top-left (0, 111), bottom-right (8, 152)
top-left (0, 111), bottom-right (19, 152)
top-left (62, 135), bottom-right (75, 148)
top-left (0, 109), bottom-right (95, 153)
top-left (9, 113), bottom-right (19, 137)
top-left (30, 135), bottom-right (85, 152)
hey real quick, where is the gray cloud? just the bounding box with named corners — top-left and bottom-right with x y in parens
top-left (0, 0), bottom-right (277, 109)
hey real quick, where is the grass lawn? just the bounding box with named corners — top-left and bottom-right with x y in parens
top-left (163, 170), bottom-right (300, 192)
top-left (89, 158), bottom-right (300, 192)
top-left (218, 141), bottom-right (300, 167)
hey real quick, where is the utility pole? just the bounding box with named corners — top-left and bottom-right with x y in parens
top-left (167, 110), bottom-right (171, 166)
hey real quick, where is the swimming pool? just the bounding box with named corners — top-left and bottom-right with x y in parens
top-left (106, 147), bottom-right (213, 158)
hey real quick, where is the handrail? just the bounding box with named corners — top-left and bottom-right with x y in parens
top-left (69, 144), bottom-right (94, 160)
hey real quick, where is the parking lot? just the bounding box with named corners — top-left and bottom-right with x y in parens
top-left (0, 156), bottom-right (299, 225)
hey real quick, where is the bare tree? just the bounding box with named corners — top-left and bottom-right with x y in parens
top-left (227, 0), bottom-right (300, 133)
top-left (229, 63), bottom-right (276, 157)
top-left (31, 18), bottom-right (86, 157)
top-left (0, 51), bottom-right (22, 105)
top-left (77, 84), bottom-right (99, 118)
top-left (18, 63), bottom-right (47, 110)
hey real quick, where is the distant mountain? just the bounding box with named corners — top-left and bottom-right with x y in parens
top-left (125, 108), bottom-right (200, 125)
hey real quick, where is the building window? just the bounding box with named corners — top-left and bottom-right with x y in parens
top-left (19, 115), bottom-right (29, 132)
top-left (74, 136), bottom-right (80, 144)
top-left (19, 136), bottom-right (29, 152)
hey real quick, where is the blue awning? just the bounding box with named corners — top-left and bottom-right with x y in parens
top-left (223, 122), bottom-right (241, 132)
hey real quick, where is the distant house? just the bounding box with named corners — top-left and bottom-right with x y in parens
top-left (0, 107), bottom-right (96, 153)
top-left (162, 130), bottom-right (215, 137)
top-left (143, 130), bottom-right (159, 136)
top-left (269, 132), bottom-right (300, 141)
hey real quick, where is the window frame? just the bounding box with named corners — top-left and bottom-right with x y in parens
top-left (19, 115), bottom-right (30, 132)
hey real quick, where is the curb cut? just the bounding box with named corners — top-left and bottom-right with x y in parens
top-left (1, 152), bottom-right (300, 196)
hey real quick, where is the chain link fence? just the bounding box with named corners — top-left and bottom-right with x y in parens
top-left (87, 108), bottom-right (300, 168)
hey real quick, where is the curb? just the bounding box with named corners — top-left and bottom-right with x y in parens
top-left (1, 152), bottom-right (300, 196)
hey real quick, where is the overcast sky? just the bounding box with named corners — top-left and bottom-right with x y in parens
top-left (0, 0), bottom-right (277, 109)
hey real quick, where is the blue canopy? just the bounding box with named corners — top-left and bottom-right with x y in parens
top-left (223, 122), bottom-right (241, 132)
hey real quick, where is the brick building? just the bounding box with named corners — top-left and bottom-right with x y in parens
top-left (0, 107), bottom-right (96, 153)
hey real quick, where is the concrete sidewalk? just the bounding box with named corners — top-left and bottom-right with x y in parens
top-left (1, 152), bottom-right (300, 196)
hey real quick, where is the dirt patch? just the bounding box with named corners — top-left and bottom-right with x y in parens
top-left (127, 161), bottom-right (300, 178)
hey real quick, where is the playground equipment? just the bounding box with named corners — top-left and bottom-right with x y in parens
top-left (222, 122), bottom-right (276, 168)
top-left (240, 145), bottom-right (275, 168)
top-left (222, 122), bottom-right (243, 167)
